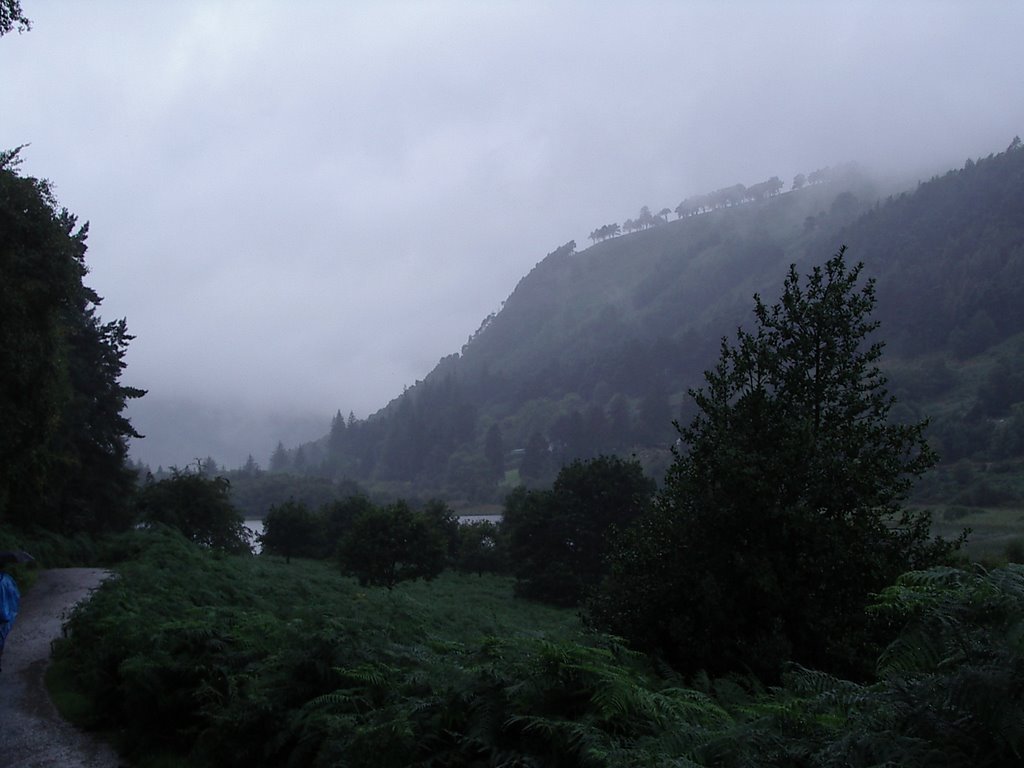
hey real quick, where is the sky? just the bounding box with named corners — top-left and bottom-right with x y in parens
top-left (3, 1), bottom-right (1023, 468)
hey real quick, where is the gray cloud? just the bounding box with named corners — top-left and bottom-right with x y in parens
top-left (3, 0), bottom-right (1023, 466)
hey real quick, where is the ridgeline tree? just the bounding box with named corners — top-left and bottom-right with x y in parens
top-left (269, 441), bottom-right (289, 473)
top-left (589, 248), bottom-right (961, 680)
top-left (0, 148), bottom-right (144, 534)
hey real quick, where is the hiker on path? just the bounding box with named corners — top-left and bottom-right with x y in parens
top-left (0, 560), bottom-right (21, 672)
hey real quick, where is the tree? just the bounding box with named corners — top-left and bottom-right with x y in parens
top-left (589, 248), bottom-right (959, 680)
top-left (328, 409), bottom-right (347, 455)
top-left (321, 494), bottom-right (374, 555)
top-left (269, 441), bottom-right (289, 473)
top-left (260, 499), bottom-right (322, 563)
top-left (0, 0), bottom-right (30, 36)
top-left (420, 498), bottom-right (461, 566)
top-left (792, 172), bottom-right (806, 191)
top-left (455, 520), bottom-right (504, 575)
top-left (337, 501), bottom-right (446, 589)
top-left (241, 454), bottom-right (260, 476)
top-left (0, 147), bottom-right (143, 535)
top-left (504, 456), bottom-right (653, 606)
top-left (136, 466), bottom-right (250, 553)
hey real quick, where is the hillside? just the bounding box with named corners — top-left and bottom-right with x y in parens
top-left (277, 140), bottom-right (1024, 507)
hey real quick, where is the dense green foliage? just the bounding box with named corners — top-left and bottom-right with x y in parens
top-left (136, 468), bottom-right (250, 553)
top-left (337, 501), bottom-right (448, 589)
top-left (453, 519), bottom-right (504, 575)
top-left (0, 149), bottom-right (143, 535)
top-left (260, 499), bottom-right (321, 563)
top-left (503, 455), bottom-right (654, 606)
top-left (589, 251), bottom-right (960, 681)
top-left (52, 529), bottom-right (1023, 767)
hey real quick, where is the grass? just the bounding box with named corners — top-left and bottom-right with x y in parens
top-left (929, 503), bottom-right (1024, 562)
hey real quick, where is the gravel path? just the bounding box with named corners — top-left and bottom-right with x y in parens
top-left (0, 568), bottom-right (124, 768)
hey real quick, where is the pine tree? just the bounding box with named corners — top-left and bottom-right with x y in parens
top-left (590, 248), bottom-right (960, 680)
top-left (269, 441), bottom-right (289, 473)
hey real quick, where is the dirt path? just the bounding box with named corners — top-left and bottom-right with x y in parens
top-left (0, 568), bottom-right (124, 768)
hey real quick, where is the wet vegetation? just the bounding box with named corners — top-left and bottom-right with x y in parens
top-left (4, 129), bottom-right (1024, 765)
top-left (50, 528), bottom-right (1024, 768)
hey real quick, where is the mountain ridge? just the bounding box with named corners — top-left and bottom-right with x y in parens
top-left (265, 139), bottom-right (1024, 505)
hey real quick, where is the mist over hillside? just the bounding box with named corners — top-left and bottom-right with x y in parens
top-left (128, 397), bottom-right (326, 472)
top-left (240, 139), bottom-right (1024, 507)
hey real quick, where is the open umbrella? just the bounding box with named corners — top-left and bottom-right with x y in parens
top-left (0, 551), bottom-right (35, 565)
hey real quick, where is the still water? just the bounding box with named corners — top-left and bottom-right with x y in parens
top-left (244, 519), bottom-right (264, 553)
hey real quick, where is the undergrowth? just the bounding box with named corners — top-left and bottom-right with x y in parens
top-left (50, 528), bottom-right (1024, 767)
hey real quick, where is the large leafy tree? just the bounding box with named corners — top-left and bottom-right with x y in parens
top-left (0, 149), bottom-right (143, 533)
top-left (504, 455), bottom-right (653, 606)
top-left (337, 501), bottom-right (446, 589)
top-left (137, 467), bottom-right (250, 553)
top-left (589, 248), bottom-right (959, 680)
top-left (260, 499), bottom-right (322, 563)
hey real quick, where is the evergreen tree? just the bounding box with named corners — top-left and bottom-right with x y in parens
top-left (269, 441), bottom-right (289, 473)
top-left (0, 148), bottom-right (143, 534)
top-left (590, 248), bottom-right (960, 680)
top-left (328, 409), bottom-right (346, 454)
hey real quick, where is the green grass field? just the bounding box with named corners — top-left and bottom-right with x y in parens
top-left (929, 503), bottom-right (1024, 562)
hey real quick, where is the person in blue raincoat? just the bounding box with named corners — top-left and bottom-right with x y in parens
top-left (0, 562), bottom-right (20, 672)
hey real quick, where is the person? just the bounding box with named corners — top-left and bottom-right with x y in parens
top-left (0, 562), bottom-right (20, 673)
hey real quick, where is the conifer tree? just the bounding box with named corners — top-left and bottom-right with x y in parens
top-left (590, 248), bottom-right (960, 680)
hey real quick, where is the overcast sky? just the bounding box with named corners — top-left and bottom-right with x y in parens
top-left (3, 1), bottom-right (1023, 467)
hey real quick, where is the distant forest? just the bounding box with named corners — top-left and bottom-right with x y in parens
top-left (250, 140), bottom-right (1024, 511)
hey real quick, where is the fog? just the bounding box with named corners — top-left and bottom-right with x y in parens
top-left (2, 1), bottom-right (1022, 468)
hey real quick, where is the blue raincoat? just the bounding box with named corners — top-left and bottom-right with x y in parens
top-left (0, 572), bottom-right (20, 667)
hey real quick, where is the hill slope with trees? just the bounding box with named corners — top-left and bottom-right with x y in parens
top-left (280, 141), bottom-right (1024, 507)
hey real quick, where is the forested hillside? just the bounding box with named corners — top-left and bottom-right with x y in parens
top-left (274, 140), bottom-right (1024, 507)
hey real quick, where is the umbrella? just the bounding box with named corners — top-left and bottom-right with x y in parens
top-left (0, 550), bottom-right (35, 565)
